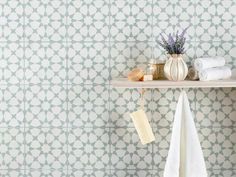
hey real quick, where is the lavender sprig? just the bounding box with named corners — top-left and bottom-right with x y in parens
top-left (157, 27), bottom-right (188, 55)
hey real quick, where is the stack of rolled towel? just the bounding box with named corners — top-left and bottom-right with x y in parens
top-left (188, 56), bottom-right (232, 81)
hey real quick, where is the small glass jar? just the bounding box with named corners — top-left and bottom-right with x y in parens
top-left (151, 59), bottom-right (166, 80)
top-left (146, 63), bottom-right (154, 75)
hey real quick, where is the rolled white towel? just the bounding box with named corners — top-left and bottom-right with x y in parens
top-left (193, 56), bottom-right (226, 71)
top-left (199, 66), bottom-right (232, 81)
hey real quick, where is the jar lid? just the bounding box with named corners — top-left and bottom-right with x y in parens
top-left (156, 58), bottom-right (166, 64)
top-left (149, 59), bottom-right (156, 64)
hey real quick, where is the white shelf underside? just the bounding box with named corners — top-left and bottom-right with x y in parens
top-left (111, 78), bottom-right (236, 88)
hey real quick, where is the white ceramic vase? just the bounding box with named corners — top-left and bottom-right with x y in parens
top-left (164, 54), bottom-right (188, 81)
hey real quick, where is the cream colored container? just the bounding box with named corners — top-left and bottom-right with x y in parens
top-left (130, 109), bottom-right (155, 145)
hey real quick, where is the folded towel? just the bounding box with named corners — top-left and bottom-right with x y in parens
top-left (164, 91), bottom-right (207, 177)
top-left (193, 56), bottom-right (225, 71)
top-left (199, 66), bottom-right (231, 81)
top-left (187, 67), bottom-right (199, 80)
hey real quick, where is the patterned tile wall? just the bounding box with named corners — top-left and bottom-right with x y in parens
top-left (0, 0), bottom-right (236, 176)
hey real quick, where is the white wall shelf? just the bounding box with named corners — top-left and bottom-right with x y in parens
top-left (111, 78), bottom-right (236, 88)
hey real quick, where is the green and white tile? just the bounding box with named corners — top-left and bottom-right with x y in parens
top-left (67, 169), bottom-right (110, 177)
top-left (0, 128), bottom-right (24, 170)
top-left (110, 1), bottom-right (152, 42)
top-left (0, 170), bottom-right (25, 177)
top-left (68, 85), bottom-right (109, 127)
top-left (153, 0), bottom-right (195, 41)
top-left (25, 127), bottom-right (67, 169)
top-left (152, 88), bottom-right (195, 128)
top-left (110, 88), bottom-right (152, 127)
top-left (111, 169), bottom-right (153, 177)
top-left (0, 0), bottom-right (24, 42)
top-left (25, 85), bottom-right (67, 127)
top-left (195, 88), bottom-right (236, 127)
top-left (24, 0), bottom-right (66, 42)
top-left (0, 43), bottom-right (24, 84)
top-left (25, 169), bottom-right (67, 177)
top-left (67, 127), bottom-right (109, 170)
top-left (25, 42), bottom-right (67, 85)
top-left (67, 0), bottom-right (109, 42)
top-left (110, 128), bottom-right (153, 170)
top-left (0, 85), bottom-right (24, 127)
top-left (195, 1), bottom-right (236, 42)
top-left (67, 42), bottom-right (110, 85)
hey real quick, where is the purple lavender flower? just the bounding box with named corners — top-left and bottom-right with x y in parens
top-left (157, 28), bottom-right (188, 55)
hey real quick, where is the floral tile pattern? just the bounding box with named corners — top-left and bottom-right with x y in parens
top-left (67, 169), bottom-right (110, 177)
top-left (196, 88), bottom-right (236, 127)
top-left (110, 128), bottom-right (153, 169)
top-left (0, 170), bottom-right (25, 177)
top-left (0, 0), bottom-right (235, 176)
top-left (24, 0), bottom-right (66, 42)
top-left (0, 43), bottom-right (24, 84)
top-left (25, 85), bottom-right (67, 127)
top-left (199, 127), bottom-right (236, 169)
top-left (67, 128), bottom-right (109, 170)
top-left (153, 0), bottom-right (195, 41)
top-left (208, 170), bottom-right (236, 177)
top-left (67, 42), bottom-right (109, 85)
top-left (0, 128), bottom-right (24, 170)
top-left (25, 169), bottom-right (67, 177)
top-left (0, 0), bottom-right (24, 42)
top-left (25, 42), bottom-right (67, 85)
top-left (111, 170), bottom-right (153, 177)
top-left (0, 85), bottom-right (24, 127)
top-left (25, 127), bottom-right (67, 169)
top-left (152, 88), bottom-right (195, 127)
top-left (195, 1), bottom-right (236, 42)
top-left (68, 0), bottom-right (109, 42)
top-left (110, 1), bottom-right (152, 42)
top-left (68, 85), bottom-right (109, 127)
top-left (110, 88), bottom-right (152, 127)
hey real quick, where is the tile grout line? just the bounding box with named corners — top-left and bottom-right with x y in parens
top-left (22, 0), bottom-right (27, 175)
top-left (0, 83), bottom-right (111, 86)
top-left (108, 0), bottom-right (112, 175)
top-left (65, 0), bottom-right (69, 176)
top-left (151, 0), bottom-right (155, 174)
top-left (1, 167), bottom-right (236, 170)
top-left (1, 124), bottom-right (236, 129)
top-left (3, 39), bottom-right (236, 42)
top-left (194, 0), bottom-right (198, 129)
top-left (194, 0), bottom-right (197, 58)
top-left (3, 39), bottom-right (236, 44)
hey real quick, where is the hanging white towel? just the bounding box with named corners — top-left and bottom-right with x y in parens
top-left (193, 56), bottom-right (225, 71)
top-left (164, 91), bottom-right (207, 177)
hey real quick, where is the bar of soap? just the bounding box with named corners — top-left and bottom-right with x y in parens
top-left (128, 68), bottom-right (144, 81)
top-left (130, 109), bottom-right (155, 145)
top-left (143, 74), bottom-right (153, 81)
